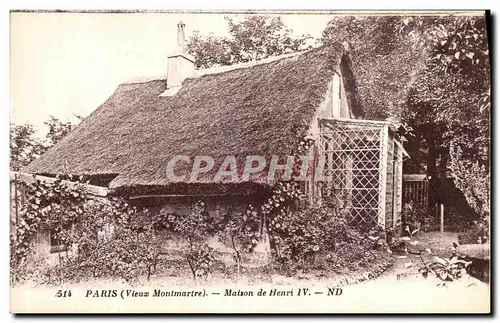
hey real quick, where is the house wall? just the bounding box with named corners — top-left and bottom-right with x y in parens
top-left (339, 76), bottom-right (351, 118)
top-left (16, 176), bottom-right (271, 267)
top-left (27, 195), bottom-right (110, 260)
top-left (135, 195), bottom-right (272, 266)
top-left (305, 70), bottom-right (362, 208)
top-left (10, 177), bottom-right (54, 259)
top-left (393, 143), bottom-right (404, 227)
top-left (307, 70), bottom-right (353, 139)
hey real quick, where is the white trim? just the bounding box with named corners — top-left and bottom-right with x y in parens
top-left (378, 125), bottom-right (389, 228)
top-left (393, 145), bottom-right (404, 227)
top-left (394, 139), bottom-right (410, 159)
top-left (319, 117), bottom-right (391, 125)
top-left (123, 48), bottom-right (315, 85)
top-left (331, 72), bottom-right (341, 118)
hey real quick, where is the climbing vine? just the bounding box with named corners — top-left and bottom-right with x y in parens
top-left (155, 201), bottom-right (217, 280)
top-left (10, 176), bottom-right (164, 285)
top-left (218, 204), bottom-right (261, 276)
top-left (12, 175), bottom-right (87, 266)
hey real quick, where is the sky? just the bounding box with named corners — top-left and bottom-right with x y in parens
top-left (10, 12), bottom-right (334, 133)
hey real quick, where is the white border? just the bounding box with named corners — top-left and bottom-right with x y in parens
top-left (2, 1), bottom-right (497, 321)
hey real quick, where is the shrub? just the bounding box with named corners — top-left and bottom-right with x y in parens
top-left (268, 203), bottom-right (390, 274)
top-left (185, 244), bottom-right (215, 280)
top-left (458, 221), bottom-right (489, 244)
top-left (218, 204), bottom-right (261, 276)
top-left (401, 202), bottom-right (434, 233)
top-left (269, 205), bottom-right (346, 268)
top-left (163, 201), bottom-right (217, 280)
top-left (450, 143), bottom-right (490, 220)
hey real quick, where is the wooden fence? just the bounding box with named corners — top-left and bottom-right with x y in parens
top-left (402, 174), bottom-right (430, 211)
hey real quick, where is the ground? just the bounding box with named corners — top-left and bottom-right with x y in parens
top-left (387, 231), bottom-right (460, 278)
top-left (417, 231), bottom-right (461, 256)
top-left (11, 231), bottom-right (490, 313)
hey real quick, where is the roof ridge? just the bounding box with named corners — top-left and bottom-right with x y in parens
top-left (191, 48), bottom-right (314, 78)
top-left (123, 46), bottom-right (319, 85)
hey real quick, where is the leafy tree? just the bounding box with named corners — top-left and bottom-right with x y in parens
top-left (322, 15), bottom-right (429, 120)
top-left (10, 123), bottom-right (46, 171)
top-left (218, 205), bottom-right (261, 277)
top-left (450, 144), bottom-right (489, 219)
top-left (10, 115), bottom-right (82, 171)
top-left (401, 15), bottom-right (489, 167)
top-left (156, 201), bottom-right (216, 280)
top-left (44, 115), bottom-right (79, 147)
top-left (187, 31), bottom-right (233, 69)
top-left (399, 15), bottom-right (489, 75)
top-left (400, 15), bottom-right (490, 221)
top-left (187, 16), bottom-right (312, 69)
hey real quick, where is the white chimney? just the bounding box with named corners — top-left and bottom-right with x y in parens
top-left (177, 21), bottom-right (186, 49)
top-left (166, 21), bottom-right (195, 90)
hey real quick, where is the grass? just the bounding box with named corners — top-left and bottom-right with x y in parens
top-left (416, 231), bottom-right (459, 258)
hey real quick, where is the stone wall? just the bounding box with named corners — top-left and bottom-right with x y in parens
top-left (30, 194), bottom-right (272, 268)
top-left (153, 195), bottom-right (272, 267)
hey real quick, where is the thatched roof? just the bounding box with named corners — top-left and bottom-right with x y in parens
top-left (25, 43), bottom-right (359, 189)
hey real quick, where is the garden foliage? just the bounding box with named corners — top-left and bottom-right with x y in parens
top-left (11, 177), bottom-right (163, 285)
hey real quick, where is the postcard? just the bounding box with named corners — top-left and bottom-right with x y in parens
top-left (9, 10), bottom-right (491, 313)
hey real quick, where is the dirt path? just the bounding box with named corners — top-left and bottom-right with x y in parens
top-left (346, 231), bottom-right (490, 313)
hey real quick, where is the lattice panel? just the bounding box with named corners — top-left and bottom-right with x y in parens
top-left (319, 119), bottom-right (386, 227)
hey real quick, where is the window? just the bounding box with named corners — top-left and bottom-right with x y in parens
top-left (50, 223), bottom-right (72, 253)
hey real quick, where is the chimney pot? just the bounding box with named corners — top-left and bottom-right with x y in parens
top-left (177, 21), bottom-right (186, 51)
top-left (166, 22), bottom-right (195, 91)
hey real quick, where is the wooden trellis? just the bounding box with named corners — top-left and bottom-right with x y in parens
top-left (317, 118), bottom-right (405, 229)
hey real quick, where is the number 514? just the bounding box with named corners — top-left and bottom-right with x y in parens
top-left (55, 290), bottom-right (72, 297)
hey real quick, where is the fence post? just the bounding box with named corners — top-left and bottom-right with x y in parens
top-left (440, 204), bottom-right (444, 232)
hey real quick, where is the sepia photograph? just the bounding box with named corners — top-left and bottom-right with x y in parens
top-left (9, 9), bottom-right (491, 313)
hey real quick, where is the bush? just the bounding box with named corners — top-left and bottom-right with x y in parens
top-left (64, 198), bottom-right (165, 283)
top-left (401, 202), bottom-right (434, 233)
top-left (159, 201), bottom-right (219, 281)
top-left (458, 221), bottom-right (489, 244)
top-left (185, 244), bottom-right (215, 280)
top-left (269, 205), bottom-right (344, 268)
top-left (268, 204), bottom-right (389, 274)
